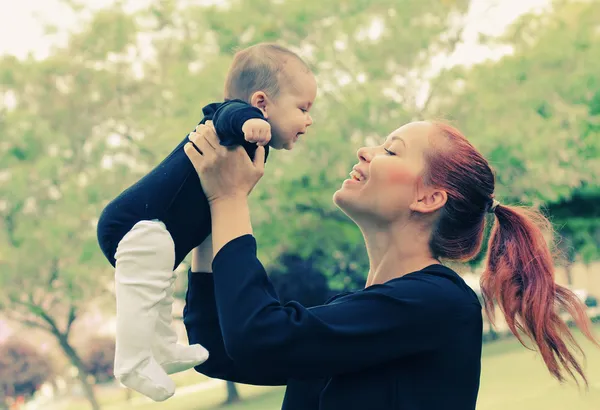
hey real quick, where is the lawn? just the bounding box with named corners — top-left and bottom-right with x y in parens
top-left (128, 385), bottom-right (283, 410)
top-left (64, 324), bottom-right (600, 410)
top-left (476, 325), bottom-right (600, 410)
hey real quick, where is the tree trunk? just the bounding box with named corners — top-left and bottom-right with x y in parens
top-left (224, 381), bottom-right (241, 405)
top-left (565, 261), bottom-right (573, 286)
top-left (56, 333), bottom-right (101, 410)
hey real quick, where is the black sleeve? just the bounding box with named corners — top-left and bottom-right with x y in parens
top-left (183, 270), bottom-right (287, 386)
top-left (210, 100), bottom-right (266, 147)
top-left (201, 235), bottom-right (460, 380)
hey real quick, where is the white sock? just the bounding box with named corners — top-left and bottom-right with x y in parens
top-left (153, 270), bottom-right (209, 374)
top-left (113, 220), bottom-right (177, 402)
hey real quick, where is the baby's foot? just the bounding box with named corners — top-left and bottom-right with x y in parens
top-left (113, 220), bottom-right (179, 401)
top-left (154, 272), bottom-right (209, 374)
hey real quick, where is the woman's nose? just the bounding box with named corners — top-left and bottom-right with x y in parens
top-left (357, 146), bottom-right (371, 162)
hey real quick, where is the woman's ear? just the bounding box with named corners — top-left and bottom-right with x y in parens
top-left (409, 188), bottom-right (447, 214)
top-left (250, 91), bottom-right (268, 118)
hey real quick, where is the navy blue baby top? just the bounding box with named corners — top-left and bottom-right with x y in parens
top-left (96, 100), bottom-right (268, 267)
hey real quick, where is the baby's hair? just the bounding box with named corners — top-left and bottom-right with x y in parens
top-left (224, 43), bottom-right (310, 102)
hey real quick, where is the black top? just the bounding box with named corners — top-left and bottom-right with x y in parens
top-left (183, 234), bottom-right (483, 410)
top-left (96, 100), bottom-right (267, 268)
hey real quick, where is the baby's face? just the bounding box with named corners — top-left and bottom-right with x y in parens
top-left (266, 69), bottom-right (317, 150)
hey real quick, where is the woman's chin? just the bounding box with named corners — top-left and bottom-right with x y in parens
top-left (332, 190), bottom-right (345, 209)
top-left (333, 189), bottom-right (357, 213)
top-left (332, 196), bottom-right (366, 226)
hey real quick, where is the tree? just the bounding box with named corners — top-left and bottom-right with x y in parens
top-left (127, 0), bottom-right (473, 402)
top-left (224, 381), bottom-right (241, 405)
top-left (547, 186), bottom-right (600, 284)
top-left (185, 0), bottom-right (476, 269)
top-left (7, 0), bottom-right (598, 407)
top-left (431, 0), bottom-right (600, 266)
top-left (0, 6), bottom-right (150, 409)
top-left (0, 339), bottom-right (54, 407)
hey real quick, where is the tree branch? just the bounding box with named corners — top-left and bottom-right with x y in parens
top-left (14, 293), bottom-right (64, 336)
top-left (417, 1), bottom-right (501, 116)
top-left (4, 203), bottom-right (23, 247)
top-left (417, 25), bottom-right (467, 116)
top-left (65, 304), bottom-right (77, 335)
top-left (48, 258), bottom-right (59, 288)
top-left (1, 306), bottom-right (54, 333)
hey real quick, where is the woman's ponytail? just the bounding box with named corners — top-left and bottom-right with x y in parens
top-left (480, 204), bottom-right (599, 385)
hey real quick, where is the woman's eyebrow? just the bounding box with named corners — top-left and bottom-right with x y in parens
top-left (389, 135), bottom-right (407, 148)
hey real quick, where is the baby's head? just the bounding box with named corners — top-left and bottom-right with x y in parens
top-left (224, 43), bottom-right (317, 150)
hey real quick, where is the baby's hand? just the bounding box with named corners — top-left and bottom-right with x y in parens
top-left (242, 118), bottom-right (271, 146)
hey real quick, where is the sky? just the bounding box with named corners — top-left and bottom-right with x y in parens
top-left (0, 0), bottom-right (551, 61)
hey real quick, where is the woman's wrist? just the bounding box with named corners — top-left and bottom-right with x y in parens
top-left (191, 234), bottom-right (214, 273)
top-left (209, 195), bottom-right (253, 258)
top-left (208, 193), bottom-right (248, 207)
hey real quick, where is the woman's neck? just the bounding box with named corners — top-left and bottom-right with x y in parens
top-left (361, 220), bottom-right (439, 287)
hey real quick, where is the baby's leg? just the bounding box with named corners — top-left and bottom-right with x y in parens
top-left (113, 220), bottom-right (179, 401)
top-left (153, 267), bottom-right (209, 374)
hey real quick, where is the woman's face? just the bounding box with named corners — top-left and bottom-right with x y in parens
top-left (333, 121), bottom-right (436, 224)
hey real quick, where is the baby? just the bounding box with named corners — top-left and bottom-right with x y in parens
top-left (96, 43), bottom-right (316, 401)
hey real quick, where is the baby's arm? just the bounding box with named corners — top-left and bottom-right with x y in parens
top-left (211, 100), bottom-right (266, 147)
top-left (241, 118), bottom-right (271, 146)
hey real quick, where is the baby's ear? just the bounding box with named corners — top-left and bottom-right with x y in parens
top-left (250, 91), bottom-right (268, 118)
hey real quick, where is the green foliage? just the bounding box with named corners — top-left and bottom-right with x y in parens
top-left (434, 0), bottom-right (600, 265)
top-left (437, 1), bottom-right (600, 205)
top-left (1, 0), bottom-right (599, 352)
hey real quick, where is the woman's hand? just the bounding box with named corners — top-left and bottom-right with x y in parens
top-left (184, 121), bottom-right (266, 204)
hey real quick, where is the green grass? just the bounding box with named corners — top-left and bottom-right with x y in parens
top-left (63, 324), bottom-right (600, 410)
top-left (130, 385), bottom-right (283, 410)
top-left (171, 369), bottom-right (210, 388)
top-left (219, 390), bottom-right (286, 410)
top-left (60, 370), bottom-right (211, 410)
top-left (476, 325), bottom-right (600, 410)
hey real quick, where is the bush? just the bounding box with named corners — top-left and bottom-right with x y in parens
top-left (81, 336), bottom-right (116, 384)
top-left (0, 339), bottom-right (53, 404)
top-left (269, 252), bottom-right (333, 308)
top-left (585, 294), bottom-right (598, 308)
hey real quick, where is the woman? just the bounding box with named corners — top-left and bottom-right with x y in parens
top-left (182, 120), bottom-right (598, 409)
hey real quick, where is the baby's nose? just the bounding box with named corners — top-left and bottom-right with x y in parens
top-left (306, 114), bottom-right (313, 126)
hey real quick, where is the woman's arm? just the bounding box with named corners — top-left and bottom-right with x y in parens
top-left (209, 234), bottom-right (471, 381)
top-left (191, 234), bottom-right (214, 273)
top-left (206, 198), bottom-right (463, 380)
top-left (183, 236), bottom-right (286, 386)
top-left (209, 196), bottom-right (253, 259)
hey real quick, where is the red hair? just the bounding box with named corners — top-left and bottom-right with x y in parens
top-left (426, 121), bottom-right (599, 385)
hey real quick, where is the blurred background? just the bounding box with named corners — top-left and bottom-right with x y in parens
top-left (0, 0), bottom-right (599, 409)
